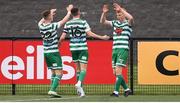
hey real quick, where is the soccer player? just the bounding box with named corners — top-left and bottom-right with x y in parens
top-left (100, 3), bottom-right (134, 97)
top-left (38, 5), bottom-right (73, 98)
top-left (59, 7), bottom-right (110, 97)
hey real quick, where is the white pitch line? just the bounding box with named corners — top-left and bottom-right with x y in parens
top-left (6, 96), bottom-right (81, 102)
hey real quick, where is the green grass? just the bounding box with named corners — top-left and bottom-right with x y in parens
top-left (1, 95), bottom-right (180, 102)
top-left (0, 84), bottom-right (115, 95)
top-left (1, 66), bottom-right (180, 95)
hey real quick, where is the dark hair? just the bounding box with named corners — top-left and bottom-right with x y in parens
top-left (41, 10), bottom-right (51, 19)
top-left (71, 8), bottom-right (79, 16)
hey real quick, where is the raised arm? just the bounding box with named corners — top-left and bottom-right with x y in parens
top-left (38, 18), bottom-right (45, 26)
top-left (113, 3), bottom-right (134, 25)
top-left (100, 4), bottom-right (112, 26)
top-left (58, 4), bottom-right (73, 26)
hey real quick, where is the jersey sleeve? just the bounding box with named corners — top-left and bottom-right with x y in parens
top-left (111, 20), bottom-right (116, 27)
top-left (84, 21), bottom-right (91, 32)
top-left (63, 24), bottom-right (68, 34)
top-left (52, 22), bottom-right (61, 30)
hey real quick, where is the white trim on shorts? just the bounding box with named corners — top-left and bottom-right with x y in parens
top-left (48, 67), bottom-right (62, 70)
top-left (79, 60), bottom-right (88, 64)
top-left (116, 63), bottom-right (126, 67)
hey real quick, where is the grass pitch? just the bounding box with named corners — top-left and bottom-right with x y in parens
top-left (0, 95), bottom-right (180, 102)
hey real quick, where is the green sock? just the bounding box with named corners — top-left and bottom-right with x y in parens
top-left (79, 70), bottom-right (86, 82)
top-left (50, 74), bottom-right (56, 87)
top-left (121, 77), bottom-right (128, 90)
top-left (114, 75), bottom-right (123, 92)
top-left (77, 72), bottom-right (83, 87)
top-left (50, 75), bottom-right (62, 91)
top-left (76, 72), bottom-right (80, 81)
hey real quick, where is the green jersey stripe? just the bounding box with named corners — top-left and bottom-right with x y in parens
top-left (44, 49), bottom-right (59, 53)
top-left (112, 20), bottom-right (132, 50)
top-left (38, 22), bottom-right (60, 53)
top-left (113, 41), bottom-right (129, 44)
top-left (113, 43), bottom-right (129, 46)
top-left (113, 36), bottom-right (129, 39)
top-left (70, 42), bottom-right (87, 46)
top-left (66, 22), bottom-right (85, 26)
top-left (70, 47), bottom-right (88, 51)
top-left (113, 46), bottom-right (129, 49)
top-left (44, 44), bottom-right (58, 49)
top-left (44, 47), bottom-right (58, 50)
top-left (64, 18), bottom-right (90, 51)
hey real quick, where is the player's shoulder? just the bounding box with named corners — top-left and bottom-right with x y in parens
top-left (38, 23), bottom-right (53, 30)
top-left (112, 20), bottom-right (129, 25)
top-left (65, 19), bottom-right (87, 25)
top-left (65, 19), bottom-right (74, 25)
top-left (51, 22), bottom-right (59, 26)
top-left (79, 19), bottom-right (87, 22)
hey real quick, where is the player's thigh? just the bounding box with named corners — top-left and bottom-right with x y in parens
top-left (44, 53), bottom-right (53, 69)
top-left (71, 51), bottom-right (79, 63)
top-left (116, 49), bottom-right (129, 67)
top-left (115, 66), bottom-right (123, 75)
top-left (45, 52), bottom-right (63, 70)
top-left (112, 49), bottom-right (118, 68)
top-left (74, 62), bottom-right (81, 72)
top-left (51, 70), bottom-right (56, 75)
top-left (79, 50), bottom-right (88, 64)
top-left (54, 69), bottom-right (63, 75)
top-left (80, 63), bottom-right (87, 71)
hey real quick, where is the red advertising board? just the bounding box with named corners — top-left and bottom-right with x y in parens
top-left (0, 40), bottom-right (128, 84)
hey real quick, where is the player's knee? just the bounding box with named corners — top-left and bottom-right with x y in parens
top-left (55, 70), bottom-right (63, 75)
top-left (80, 63), bottom-right (87, 70)
top-left (76, 67), bottom-right (81, 72)
top-left (115, 66), bottom-right (123, 75)
top-left (81, 68), bottom-right (87, 71)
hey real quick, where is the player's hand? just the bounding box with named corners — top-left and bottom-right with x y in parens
top-left (51, 9), bottom-right (57, 15)
top-left (102, 4), bottom-right (109, 13)
top-left (67, 4), bottom-right (73, 12)
top-left (102, 35), bottom-right (110, 40)
top-left (113, 3), bottom-right (121, 12)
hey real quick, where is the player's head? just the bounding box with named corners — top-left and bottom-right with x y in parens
top-left (116, 11), bottom-right (125, 21)
top-left (41, 10), bottom-right (54, 22)
top-left (71, 8), bottom-right (80, 17)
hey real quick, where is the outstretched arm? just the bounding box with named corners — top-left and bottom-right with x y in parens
top-left (100, 4), bottom-right (112, 26)
top-left (113, 3), bottom-right (134, 25)
top-left (86, 31), bottom-right (110, 40)
top-left (58, 4), bottom-right (73, 26)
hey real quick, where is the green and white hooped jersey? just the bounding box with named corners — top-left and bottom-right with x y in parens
top-left (38, 22), bottom-right (60, 53)
top-left (63, 18), bottom-right (90, 51)
top-left (111, 20), bottom-right (132, 50)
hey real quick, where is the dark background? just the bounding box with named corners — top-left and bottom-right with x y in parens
top-left (0, 0), bottom-right (180, 38)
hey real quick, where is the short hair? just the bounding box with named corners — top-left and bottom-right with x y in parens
top-left (71, 8), bottom-right (79, 16)
top-left (41, 10), bottom-right (51, 20)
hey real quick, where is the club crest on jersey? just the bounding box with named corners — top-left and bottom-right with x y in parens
top-left (115, 28), bottom-right (123, 35)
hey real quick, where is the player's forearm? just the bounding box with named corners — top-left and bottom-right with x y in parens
top-left (100, 12), bottom-right (107, 24)
top-left (59, 12), bottom-right (71, 25)
top-left (87, 31), bottom-right (103, 39)
top-left (38, 18), bottom-right (45, 25)
top-left (59, 34), bottom-right (66, 43)
top-left (121, 9), bottom-right (134, 24)
top-left (100, 12), bottom-right (112, 26)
